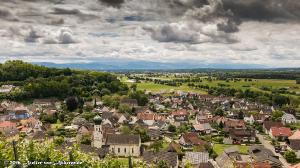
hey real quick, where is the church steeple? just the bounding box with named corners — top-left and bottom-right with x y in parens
top-left (93, 115), bottom-right (103, 148)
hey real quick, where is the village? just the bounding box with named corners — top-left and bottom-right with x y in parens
top-left (1, 88), bottom-right (300, 168)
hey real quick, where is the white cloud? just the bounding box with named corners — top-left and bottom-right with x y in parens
top-left (0, 0), bottom-right (299, 67)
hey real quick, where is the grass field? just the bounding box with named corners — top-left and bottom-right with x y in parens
top-left (136, 82), bottom-right (207, 94)
top-left (121, 75), bottom-right (300, 101)
top-left (213, 144), bottom-right (249, 155)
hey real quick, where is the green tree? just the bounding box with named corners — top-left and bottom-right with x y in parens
top-left (81, 134), bottom-right (92, 145)
top-left (149, 140), bottom-right (164, 152)
top-left (118, 104), bottom-right (132, 114)
top-left (54, 136), bottom-right (64, 146)
top-left (130, 84), bottom-right (137, 91)
top-left (66, 97), bottom-right (79, 111)
top-left (273, 95), bottom-right (289, 107)
top-left (120, 126), bottom-right (131, 134)
top-left (238, 110), bottom-right (244, 119)
top-left (271, 111), bottom-right (284, 122)
top-left (168, 125), bottom-right (177, 132)
top-left (155, 160), bottom-right (169, 168)
top-left (214, 108), bottom-right (224, 116)
top-left (284, 150), bottom-right (298, 163)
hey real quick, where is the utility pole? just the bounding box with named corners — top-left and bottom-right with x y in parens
top-left (128, 156), bottom-right (133, 168)
top-left (12, 140), bottom-right (20, 168)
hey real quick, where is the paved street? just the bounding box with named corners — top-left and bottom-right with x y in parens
top-left (257, 134), bottom-right (290, 168)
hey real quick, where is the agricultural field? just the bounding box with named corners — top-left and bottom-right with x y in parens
top-left (121, 75), bottom-right (300, 97)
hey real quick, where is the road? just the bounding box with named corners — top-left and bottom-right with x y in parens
top-left (257, 134), bottom-right (290, 168)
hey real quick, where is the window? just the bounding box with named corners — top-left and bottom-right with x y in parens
top-left (132, 148), bottom-right (134, 153)
top-left (118, 148), bottom-right (120, 153)
top-left (124, 148), bottom-right (126, 153)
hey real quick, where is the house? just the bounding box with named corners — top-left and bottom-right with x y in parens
top-left (148, 128), bottom-right (161, 141)
top-left (252, 113), bottom-right (270, 124)
top-left (167, 141), bottom-right (182, 154)
top-left (20, 117), bottom-right (43, 134)
top-left (223, 119), bottom-right (246, 132)
top-left (171, 110), bottom-right (189, 122)
top-left (8, 106), bottom-right (30, 120)
top-left (0, 85), bottom-right (14, 93)
top-left (192, 123), bottom-right (213, 134)
top-left (282, 113), bottom-right (297, 125)
top-left (182, 152), bottom-right (210, 168)
top-left (137, 111), bottom-right (166, 123)
top-left (263, 121), bottom-right (283, 134)
top-left (106, 134), bottom-right (141, 157)
top-left (179, 133), bottom-right (206, 150)
top-left (76, 125), bottom-right (92, 141)
top-left (269, 127), bottom-right (292, 140)
top-left (290, 163), bottom-right (300, 168)
top-left (33, 99), bottom-right (57, 108)
top-left (0, 121), bottom-right (17, 133)
top-left (249, 145), bottom-right (282, 168)
top-left (216, 146), bottom-right (242, 168)
top-left (244, 115), bottom-right (255, 125)
top-left (289, 130), bottom-right (300, 150)
top-left (120, 98), bottom-right (138, 107)
top-left (143, 151), bottom-right (178, 168)
top-left (229, 129), bottom-right (256, 144)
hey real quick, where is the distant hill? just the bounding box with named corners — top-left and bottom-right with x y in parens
top-left (34, 59), bottom-right (267, 71)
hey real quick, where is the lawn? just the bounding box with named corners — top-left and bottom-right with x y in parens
top-left (50, 123), bottom-right (63, 130)
top-left (213, 144), bottom-right (249, 155)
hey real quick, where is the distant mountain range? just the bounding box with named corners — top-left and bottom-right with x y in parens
top-left (34, 59), bottom-right (268, 71)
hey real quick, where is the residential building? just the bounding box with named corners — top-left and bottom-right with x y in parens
top-left (288, 130), bottom-right (300, 150)
top-left (282, 113), bottom-right (297, 125)
top-left (248, 145), bottom-right (282, 168)
top-left (229, 129), bottom-right (256, 144)
top-left (143, 151), bottom-right (178, 168)
top-left (263, 121), bottom-right (283, 134)
top-left (269, 127), bottom-right (292, 140)
top-left (182, 152), bottom-right (210, 168)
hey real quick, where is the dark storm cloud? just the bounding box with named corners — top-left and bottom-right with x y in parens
top-left (99, 0), bottom-right (125, 8)
top-left (222, 0), bottom-right (300, 21)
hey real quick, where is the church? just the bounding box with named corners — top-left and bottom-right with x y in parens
top-left (92, 115), bottom-right (141, 157)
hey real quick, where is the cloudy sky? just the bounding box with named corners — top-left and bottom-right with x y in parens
top-left (0, 0), bottom-right (299, 68)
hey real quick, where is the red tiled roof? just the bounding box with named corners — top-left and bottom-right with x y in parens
top-left (0, 121), bottom-right (16, 128)
top-left (271, 127), bottom-right (292, 137)
top-left (182, 133), bottom-right (205, 145)
top-left (172, 109), bottom-right (188, 116)
top-left (137, 112), bottom-right (165, 121)
top-left (253, 162), bottom-right (272, 168)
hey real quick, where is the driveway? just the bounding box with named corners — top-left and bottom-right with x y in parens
top-left (257, 134), bottom-right (290, 168)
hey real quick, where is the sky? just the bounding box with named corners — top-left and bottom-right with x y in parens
top-left (0, 0), bottom-right (300, 68)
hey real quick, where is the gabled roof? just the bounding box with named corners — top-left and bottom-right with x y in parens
top-left (0, 121), bottom-right (16, 128)
top-left (263, 121), bottom-right (283, 131)
top-left (106, 134), bottom-right (140, 145)
top-left (270, 127), bottom-right (292, 137)
top-left (229, 129), bottom-right (256, 138)
top-left (249, 145), bottom-right (282, 166)
top-left (181, 133), bottom-right (206, 146)
top-left (143, 151), bottom-right (178, 167)
top-left (289, 130), bottom-right (300, 140)
top-left (193, 123), bottom-right (212, 131)
top-left (184, 152), bottom-right (209, 165)
top-left (172, 109), bottom-right (188, 116)
top-left (167, 141), bottom-right (181, 153)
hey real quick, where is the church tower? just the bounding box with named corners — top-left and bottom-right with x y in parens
top-left (93, 115), bottom-right (103, 148)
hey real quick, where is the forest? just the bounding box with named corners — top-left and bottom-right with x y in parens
top-left (0, 61), bottom-right (129, 101)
